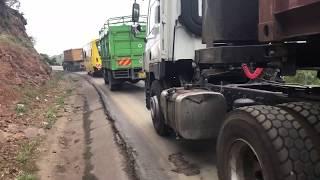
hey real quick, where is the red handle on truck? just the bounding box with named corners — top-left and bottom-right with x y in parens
top-left (242, 64), bottom-right (264, 80)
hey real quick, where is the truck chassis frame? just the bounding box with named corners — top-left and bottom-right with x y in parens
top-left (194, 41), bottom-right (320, 109)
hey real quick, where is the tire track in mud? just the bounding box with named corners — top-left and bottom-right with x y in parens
top-left (76, 74), bottom-right (140, 180)
top-left (82, 95), bottom-right (98, 180)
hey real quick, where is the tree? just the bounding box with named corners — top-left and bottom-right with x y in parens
top-left (50, 57), bottom-right (59, 65)
top-left (40, 54), bottom-right (59, 66)
top-left (4, 0), bottom-right (20, 9)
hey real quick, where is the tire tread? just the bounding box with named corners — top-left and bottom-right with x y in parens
top-left (238, 105), bottom-right (320, 179)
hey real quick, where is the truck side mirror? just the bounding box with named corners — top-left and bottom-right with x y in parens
top-left (136, 24), bottom-right (142, 32)
top-left (132, 3), bottom-right (140, 23)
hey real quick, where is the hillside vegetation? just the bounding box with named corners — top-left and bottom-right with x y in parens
top-left (0, 1), bottom-right (51, 116)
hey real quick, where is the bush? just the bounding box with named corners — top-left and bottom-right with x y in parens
top-left (285, 70), bottom-right (320, 85)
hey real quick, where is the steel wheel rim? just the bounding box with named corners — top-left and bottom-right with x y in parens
top-left (229, 139), bottom-right (265, 180)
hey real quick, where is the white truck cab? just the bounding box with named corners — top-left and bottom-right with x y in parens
top-left (136, 0), bottom-right (205, 110)
top-left (144, 0), bottom-right (205, 70)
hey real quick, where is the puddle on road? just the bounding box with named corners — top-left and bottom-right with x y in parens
top-left (168, 152), bottom-right (200, 176)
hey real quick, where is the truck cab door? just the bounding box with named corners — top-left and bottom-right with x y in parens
top-left (144, 0), bottom-right (161, 71)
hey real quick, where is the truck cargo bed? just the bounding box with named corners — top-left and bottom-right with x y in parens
top-left (259, 0), bottom-right (320, 41)
top-left (63, 48), bottom-right (84, 62)
top-left (202, 0), bottom-right (320, 43)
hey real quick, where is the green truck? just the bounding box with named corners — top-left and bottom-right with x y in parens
top-left (99, 16), bottom-right (147, 90)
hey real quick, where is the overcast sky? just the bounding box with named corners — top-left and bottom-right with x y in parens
top-left (19, 0), bottom-right (147, 56)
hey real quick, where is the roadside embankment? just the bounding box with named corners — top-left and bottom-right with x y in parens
top-left (0, 1), bottom-right (51, 118)
top-left (0, 72), bottom-right (74, 179)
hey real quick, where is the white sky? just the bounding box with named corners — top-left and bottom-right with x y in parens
top-left (19, 0), bottom-right (147, 56)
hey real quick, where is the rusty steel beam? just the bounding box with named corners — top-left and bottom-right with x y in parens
top-left (259, 0), bottom-right (320, 42)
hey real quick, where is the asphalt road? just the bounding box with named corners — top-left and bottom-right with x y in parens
top-left (51, 66), bottom-right (64, 71)
top-left (87, 75), bottom-right (219, 180)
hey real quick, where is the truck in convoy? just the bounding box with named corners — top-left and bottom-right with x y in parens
top-left (62, 48), bottom-right (85, 72)
top-left (132, 0), bottom-right (320, 179)
top-left (83, 39), bottom-right (103, 77)
top-left (99, 16), bottom-right (147, 90)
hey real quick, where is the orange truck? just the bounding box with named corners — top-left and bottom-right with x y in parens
top-left (62, 48), bottom-right (85, 72)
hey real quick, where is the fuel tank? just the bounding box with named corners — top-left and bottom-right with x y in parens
top-left (160, 87), bottom-right (226, 140)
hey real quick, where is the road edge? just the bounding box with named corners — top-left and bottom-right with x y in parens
top-left (79, 74), bottom-right (142, 180)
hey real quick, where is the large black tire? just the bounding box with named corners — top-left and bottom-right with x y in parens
top-left (217, 105), bottom-right (320, 180)
top-left (150, 80), bottom-right (170, 136)
top-left (145, 74), bottom-right (152, 110)
top-left (279, 102), bottom-right (320, 137)
top-left (92, 71), bottom-right (98, 77)
top-left (145, 86), bottom-right (150, 109)
top-left (92, 68), bottom-right (102, 77)
top-left (104, 69), bottom-right (109, 85)
top-left (108, 71), bottom-right (120, 91)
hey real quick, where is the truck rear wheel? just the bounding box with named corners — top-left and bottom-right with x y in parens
top-left (217, 105), bottom-right (320, 180)
top-left (108, 71), bottom-right (121, 91)
top-left (279, 102), bottom-right (320, 137)
top-left (92, 68), bottom-right (102, 77)
top-left (104, 69), bottom-right (109, 85)
top-left (150, 80), bottom-right (170, 136)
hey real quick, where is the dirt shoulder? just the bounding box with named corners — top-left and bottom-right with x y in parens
top-left (36, 74), bottom-right (130, 180)
top-left (1, 73), bottom-right (131, 180)
top-left (0, 72), bottom-right (72, 180)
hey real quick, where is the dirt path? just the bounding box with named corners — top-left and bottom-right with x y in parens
top-left (36, 74), bottom-right (130, 180)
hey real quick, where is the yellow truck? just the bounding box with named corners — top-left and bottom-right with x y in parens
top-left (83, 39), bottom-right (103, 77)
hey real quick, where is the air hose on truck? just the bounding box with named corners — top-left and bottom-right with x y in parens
top-left (242, 64), bottom-right (264, 80)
